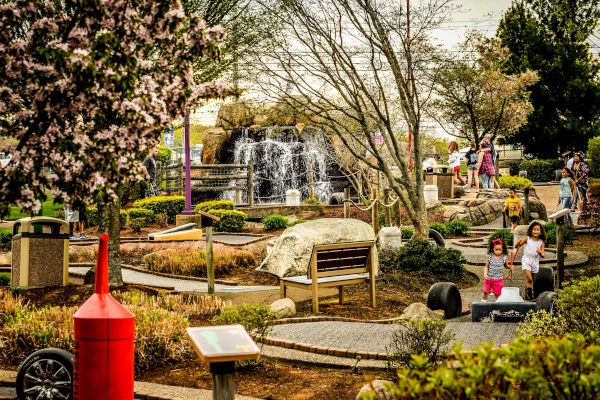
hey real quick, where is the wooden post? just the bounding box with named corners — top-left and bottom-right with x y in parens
top-left (383, 188), bottom-right (391, 227)
top-left (395, 200), bottom-right (402, 227)
top-left (206, 224), bottom-right (214, 295)
top-left (247, 160), bottom-right (254, 207)
top-left (210, 362), bottom-right (235, 400)
top-left (556, 221), bottom-right (565, 289)
top-left (307, 162), bottom-right (315, 198)
top-left (524, 187), bottom-right (530, 224)
top-left (343, 188), bottom-right (350, 219)
top-left (371, 188), bottom-right (379, 234)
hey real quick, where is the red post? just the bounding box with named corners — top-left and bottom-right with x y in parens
top-left (73, 233), bottom-right (135, 400)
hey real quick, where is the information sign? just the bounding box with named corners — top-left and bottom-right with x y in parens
top-left (164, 128), bottom-right (175, 148)
top-left (187, 325), bottom-right (260, 363)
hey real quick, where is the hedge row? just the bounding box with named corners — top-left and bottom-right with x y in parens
top-left (132, 196), bottom-right (185, 223)
top-left (498, 175), bottom-right (533, 190)
top-left (508, 159), bottom-right (564, 182)
top-left (208, 209), bottom-right (248, 232)
top-left (194, 200), bottom-right (234, 213)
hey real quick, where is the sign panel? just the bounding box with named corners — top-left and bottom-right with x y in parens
top-left (164, 128), bottom-right (175, 148)
top-left (186, 325), bottom-right (260, 363)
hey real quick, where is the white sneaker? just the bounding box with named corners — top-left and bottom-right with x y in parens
top-left (480, 299), bottom-right (488, 302)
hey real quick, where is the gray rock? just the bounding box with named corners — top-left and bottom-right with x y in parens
top-left (270, 298), bottom-right (296, 318)
top-left (356, 380), bottom-right (397, 400)
top-left (258, 218), bottom-right (376, 277)
top-left (399, 302), bottom-right (443, 320)
top-left (378, 227), bottom-right (402, 249)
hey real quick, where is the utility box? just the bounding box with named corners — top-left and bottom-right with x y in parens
top-left (11, 217), bottom-right (69, 288)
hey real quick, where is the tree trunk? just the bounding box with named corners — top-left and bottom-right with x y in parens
top-left (98, 190), bottom-right (124, 286)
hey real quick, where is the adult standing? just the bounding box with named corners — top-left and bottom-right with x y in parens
top-left (141, 147), bottom-right (158, 197)
top-left (571, 152), bottom-right (589, 211)
top-left (464, 142), bottom-right (479, 193)
top-left (478, 137), bottom-right (496, 189)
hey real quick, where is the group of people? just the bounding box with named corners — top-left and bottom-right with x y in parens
top-left (448, 135), bottom-right (499, 192)
top-left (482, 221), bottom-right (546, 302)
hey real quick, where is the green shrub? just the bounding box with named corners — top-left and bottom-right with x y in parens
top-left (213, 304), bottom-right (275, 341)
top-left (289, 219), bottom-right (306, 226)
top-left (428, 223), bottom-right (447, 237)
top-left (377, 334), bottom-right (600, 399)
top-left (0, 229), bottom-right (12, 251)
top-left (126, 208), bottom-right (155, 225)
top-left (155, 145), bottom-right (172, 165)
top-left (401, 227), bottom-right (414, 239)
top-left (386, 319), bottom-right (454, 370)
top-left (498, 175), bottom-right (533, 190)
top-left (194, 200), bottom-right (234, 213)
top-left (303, 194), bottom-right (324, 212)
top-left (543, 221), bottom-right (576, 246)
top-left (86, 206), bottom-right (127, 229)
top-left (588, 136), bottom-right (600, 178)
top-left (379, 239), bottom-right (466, 280)
top-left (517, 276), bottom-right (600, 344)
top-left (0, 272), bottom-right (10, 286)
top-left (488, 229), bottom-right (513, 246)
top-left (518, 159), bottom-right (564, 182)
top-left (129, 217), bottom-right (146, 233)
top-left (133, 196), bottom-right (185, 224)
top-left (444, 220), bottom-right (470, 236)
top-left (262, 214), bottom-right (288, 231)
top-left (209, 209), bottom-right (248, 232)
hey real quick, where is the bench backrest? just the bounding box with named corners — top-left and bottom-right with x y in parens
top-left (307, 241), bottom-right (375, 279)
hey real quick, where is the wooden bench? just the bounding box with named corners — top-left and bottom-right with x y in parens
top-left (279, 241), bottom-right (376, 313)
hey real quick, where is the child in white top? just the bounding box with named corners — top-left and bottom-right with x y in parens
top-left (447, 141), bottom-right (466, 187)
top-left (512, 221), bottom-right (546, 301)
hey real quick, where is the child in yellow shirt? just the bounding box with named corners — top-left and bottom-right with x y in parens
top-left (503, 189), bottom-right (522, 231)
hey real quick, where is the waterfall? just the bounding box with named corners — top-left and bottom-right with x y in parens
top-left (227, 126), bottom-right (332, 204)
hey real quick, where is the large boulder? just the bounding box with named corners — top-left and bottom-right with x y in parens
top-left (215, 102), bottom-right (255, 130)
top-left (399, 302), bottom-right (443, 320)
top-left (258, 218), bottom-right (376, 277)
top-left (270, 298), bottom-right (296, 318)
top-left (202, 127), bottom-right (230, 164)
top-left (356, 380), bottom-right (397, 400)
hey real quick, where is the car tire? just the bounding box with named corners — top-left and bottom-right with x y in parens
top-left (427, 282), bottom-right (461, 319)
top-left (16, 348), bottom-right (73, 400)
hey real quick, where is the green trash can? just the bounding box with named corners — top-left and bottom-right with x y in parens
top-left (11, 217), bottom-right (70, 288)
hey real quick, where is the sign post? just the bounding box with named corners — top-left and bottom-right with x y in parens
top-left (183, 111), bottom-right (194, 216)
top-left (187, 325), bottom-right (260, 400)
top-left (548, 208), bottom-right (570, 290)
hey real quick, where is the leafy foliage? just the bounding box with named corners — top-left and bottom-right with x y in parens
top-left (401, 227), bottom-right (414, 240)
top-left (588, 136), bottom-right (600, 178)
top-left (155, 146), bottom-right (173, 166)
top-left (133, 196), bottom-right (185, 224)
top-left (578, 198), bottom-right (600, 231)
top-left (0, 229), bottom-right (11, 251)
top-left (0, 273), bottom-right (10, 286)
top-left (262, 214), bottom-right (288, 230)
top-left (126, 208), bottom-right (155, 225)
top-left (386, 319), bottom-right (454, 369)
top-left (212, 304), bottom-right (276, 341)
top-left (444, 220), bottom-right (470, 236)
top-left (379, 239), bottom-right (466, 281)
top-left (209, 209), bottom-right (248, 232)
top-left (194, 200), bottom-right (235, 213)
top-left (498, 0), bottom-right (600, 158)
top-left (0, 0), bottom-right (229, 213)
top-left (488, 229), bottom-right (513, 246)
top-left (517, 159), bottom-right (564, 182)
top-left (128, 217), bottom-right (147, 233)
top-left (498, 175), bottom-right (533, 190)
top-left (428, 223), bottom-right (447, 237)
top-left (543, 221), bottom-right (576, 246)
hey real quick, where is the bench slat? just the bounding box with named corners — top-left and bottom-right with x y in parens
top-left (316, 257), bottom-right (369, 271)
top-left (316, 247), bottom-right (371, 262)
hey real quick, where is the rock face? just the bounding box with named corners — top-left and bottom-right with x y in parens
top-left (215, 102), bottom-right (255, 131)
top-left (201, 127), bottom-right (230, 164)
top-left (258, 218), bottom-right (376, 277)
top-left (399, 302), bottom-right (443, 320)
top-left (443, 189), bottom-right (547, 226)
top-left (270, 298), bottom-right (296, 318)
top-left (356, 380), bottom-right (397, 400)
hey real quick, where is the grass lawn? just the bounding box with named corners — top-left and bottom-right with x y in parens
top-left (4, 198), bottom-right (63, 220)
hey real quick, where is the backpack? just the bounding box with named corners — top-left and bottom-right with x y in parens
top-left (469, 152), bottom-right (478, 165)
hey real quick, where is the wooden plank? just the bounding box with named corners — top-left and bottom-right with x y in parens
top-left (316, 255), bottom-right (369, 268)
top-left (318, 267), bottom-right (368, 278)
top-left (313, 241), bottom-right (375, 251)
top-left (316, 248), bottom-right (371, 262)
top-left (310, 251), bottom-right (319, 314)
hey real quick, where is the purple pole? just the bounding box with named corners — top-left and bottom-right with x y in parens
top-left (183, 111), bottom-right (194, 215)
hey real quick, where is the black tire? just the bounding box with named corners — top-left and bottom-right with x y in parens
top-left (533, 267), bottom-right (554, 297)
top-left (535, 291), bottom-right (558, 313)
top-left (428, 229), bottom-right (445, 247)
top-left (427, 282), bottom-right (462, 319)
top-left (17, 348), bottom-right (73, 400)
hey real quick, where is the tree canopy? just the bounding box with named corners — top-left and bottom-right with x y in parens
top-left (0, 0), bottom-right (228, 214)
top-left (497, 0), bottom-right (600, 158)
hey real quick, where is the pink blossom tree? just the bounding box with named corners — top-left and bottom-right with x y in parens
top-left (0, 0), bottom-right (229, 284)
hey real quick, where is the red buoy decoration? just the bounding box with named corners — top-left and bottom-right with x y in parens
top-left (73, 233), bottom-right (135, 400)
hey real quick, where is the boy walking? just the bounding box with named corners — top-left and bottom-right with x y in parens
top-left (503, 189), bottom-right (522, 231)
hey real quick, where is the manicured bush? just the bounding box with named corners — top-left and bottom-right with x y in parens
top-left (0, 272), bottom-right (10, 286)
top-left (126, 208), bottom-right (155, 225)
top-left (518, 276), bottom-right (600, 344)
top-left (213, 304), bottom-right (276, 340)
top-left (128, 217), bottom-right (146, 233)
top-left (488, 229), bottom-right (513, 246)
top-left (86, 206), bottom-right (128, 229)
top-left (194, 200), bottom-right (235, 213)
top-left (379, 239), bottom-right (466, 280)
top-left (143, 244), bottom-right (257, 277)
top-left (262, 214), bottom-right (288, 231)
top-left (498, 175), bottom-right (533, 190)
top-left (401, 227), bottom-right (414, 239)
top-left (209, 209), bottom-right (248, 232)
top-left (155, 145), bottom-right (172, 165)
top-left (120, 210), bottom-right (128, 229)
top-left (543, 221), bottom-right (576, 246)
top-left (0, 228), bottom-right (11, 251)
top-left (444, 220), bottom-right (470, 236)
top-left (588, 136), bottom-right (600, 178)
top-left (379, 334), bottom-right (600, 399)
top-left (518, 159), bottom-right (564, 182)
top-left (428, 222), bottom-right (447, 237)
top-left (133, 195), bottom-right (185, 224)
